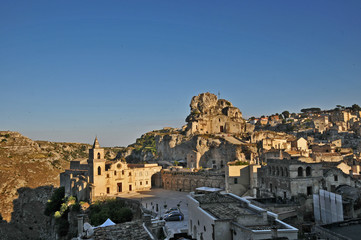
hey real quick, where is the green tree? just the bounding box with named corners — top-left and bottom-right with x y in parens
top-left (351, 104), bottom-right (361, 111)
top-left (282, 111), bottom-right (290, 119)
top-left (44, 187), bottom-right (65, 216)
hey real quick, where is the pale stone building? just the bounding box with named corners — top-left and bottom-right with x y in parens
top-left (291, 137), bottom-right (308, 151)
top-left (60, 138), bottom-right (161, 201)
top-left (187, 191), bottom-right (298, 240)
top-left (225, 161), bottom-right (261, 197)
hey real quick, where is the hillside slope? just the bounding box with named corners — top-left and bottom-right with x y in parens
top-left (0, 131), bottom-right (101, 221)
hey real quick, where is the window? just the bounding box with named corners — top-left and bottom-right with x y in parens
top-left (129, 172), bottom-right (132, 176)
top-left (98, 166), bottom-right (101, 175)
top-left (107, 187), bottom-right (110, 194)
top-left (146, 181), bottom-right (148, 185)
top-left (114, 171), bottom-right (117, 175)
top-left (270, 183), bottom-right (273, 192)
top-left (140, 181), bottom-right (142, 185)
top-left (306, 166), bottom-right (312, 176)
top-left (234, 178), bottom-right (238, 184)
top-left (334, 175), bottom-right (338, 181)
top-left (107, 174), bottom-right (110, 178)
top-left (129, 185), bottom-right (132, 191)
top-left (307, 186), bottom-right (312, 196)
top-left (122, 170), bottom-right (124, 175)
top-left (298, 167), bottom-right (303, 177)
top-left (97, 152), bottom-right (101, 159)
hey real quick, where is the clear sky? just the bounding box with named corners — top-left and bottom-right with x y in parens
top-left (1, 0), bottom-right (360, 147)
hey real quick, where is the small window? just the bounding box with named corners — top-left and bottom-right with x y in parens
top-left (97, 152), bottom-right (101, 159)
top-left (334, 175), bottom-right (338, 181)
top-left (140, 181), bottom-right (142, 185)
top-left (146, 181), bottom-right (148, 185)
top-left (234, 178), bottom-right (238, 184)
top-left (306, 166), bottom-right (312, 176)
top-left (298, 167), bottom-right (303, 177)
top-left (114, 171), bottom-right (117, 175)
top-left (129, 172), bottom-right (132, 176)
top-left (204, 226), bottom-right (206, 231)
top-left (107, 174), bottom-right (110, 178)
top-left (122, 170), bottom-right (124, 175)
top-left (98, 166), bottom-right (101, 175)
top-left (107, 187), bottom-right (110, 194)
top-left (307, 186), bottom-right (312, 196)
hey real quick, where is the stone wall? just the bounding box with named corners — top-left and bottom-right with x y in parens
top-left (161, 170), bottom-right (225, 191)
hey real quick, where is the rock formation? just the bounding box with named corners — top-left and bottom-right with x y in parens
top-left (185, 92), bottom-right (254, 136)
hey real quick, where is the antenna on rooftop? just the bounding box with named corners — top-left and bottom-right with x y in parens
top-left (218, 91), bottom-right (220, 99)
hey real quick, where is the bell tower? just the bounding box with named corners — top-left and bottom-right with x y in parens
top-left (88, 137), bottom-right (106, 185)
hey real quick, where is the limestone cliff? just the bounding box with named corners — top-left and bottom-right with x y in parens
top-left (155, 133), bottom-right (257, 168)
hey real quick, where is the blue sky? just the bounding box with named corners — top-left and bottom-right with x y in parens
top-left (1, 0), bottom-right (360, 146)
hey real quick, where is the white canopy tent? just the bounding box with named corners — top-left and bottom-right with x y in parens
top-left (93, 218), bottom-right (116, 229)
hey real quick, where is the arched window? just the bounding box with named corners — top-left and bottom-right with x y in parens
top-left (306, 166), bottom-right (312, 176)
top-left (298, 167), bottom-right (303, 177)
top-left (272, 166), bottom-right (275, 175)
top-left (281, 167), bottom-right (284, 177)
top-left (276, 167), bottom-right (279, 176)
top-left (97, 152), bottom-right (101, 159)
top-left (98, 166), bottom-right (101, 175)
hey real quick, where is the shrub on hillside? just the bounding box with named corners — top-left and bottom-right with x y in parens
top-left (44, 187), bottom-right (65, 216)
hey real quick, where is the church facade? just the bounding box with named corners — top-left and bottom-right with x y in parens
top-left (60, 138), bottom-right (162, 201)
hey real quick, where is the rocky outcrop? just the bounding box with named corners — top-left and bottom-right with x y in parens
top-left (186, 92), bottom-right (243, 122)
top-left (0, 186), bottom-right (55, 240)
top-left (155, 134), bottom-right (257, 168)
top-left (185, 92), bottom-right (254, 136)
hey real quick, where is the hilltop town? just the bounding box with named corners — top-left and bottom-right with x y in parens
top-left (1, 92), bottom-right (361, 239)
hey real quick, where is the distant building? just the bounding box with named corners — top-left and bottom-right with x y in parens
top-left (60, 138), bottom-right (161, 201)
top-left (187, 191), bottom-right (298, 240)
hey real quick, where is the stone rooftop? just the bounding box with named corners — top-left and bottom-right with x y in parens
top-left (201, 202), bottom-right (255, 219)
top-left (93, 220), bottom-right (152, 240)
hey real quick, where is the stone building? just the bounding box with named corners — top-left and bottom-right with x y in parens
top-left (225, 161), bottom-right (261, 197)
top-left (161, 169), bottom-right (225, 191)
top-left (257, 157), bottom-right (324, 199)
top-left (187, 191), bottom-right (298, 240)
top-left (184, 93), bottom-right (253, 136)
top-left (60, 138), bottom-right (161, 201)
top-left (257, 157), bottom-right (361, 200)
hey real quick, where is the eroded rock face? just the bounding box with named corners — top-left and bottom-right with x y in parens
top-left (187, 92), bottom-right (242, 122)
top-left (0, 186), bottom-right (55, 240)
top-left (185, 92), bottom-right (253, 136)
top-left (155, 134), bottom-right (257, 168)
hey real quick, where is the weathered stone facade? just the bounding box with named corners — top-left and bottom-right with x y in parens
top-left (161, 169), bottom-right (225, 191)
top-left (60, 138), bottom-right (161, 201)
top-left (257, 157), bottom-right (324, 199)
